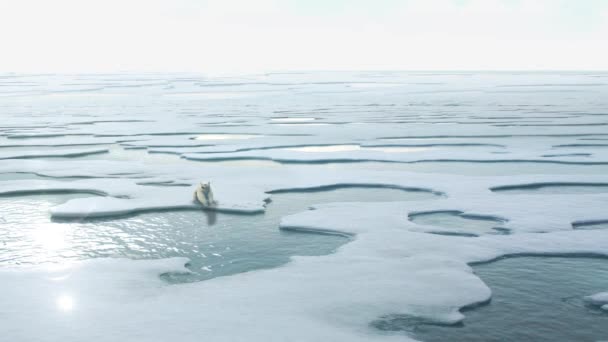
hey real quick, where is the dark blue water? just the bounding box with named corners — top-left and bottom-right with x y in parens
top-left (412, 257), bottom-right (608, 342)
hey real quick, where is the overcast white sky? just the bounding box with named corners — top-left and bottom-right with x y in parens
top-left (1, 0), bottom-right (607, 72)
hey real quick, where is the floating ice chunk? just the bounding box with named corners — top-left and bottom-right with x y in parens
top-left (49, 196), bottom-right (192, 218)
top-left (50, 190), bottom-right (264, 219)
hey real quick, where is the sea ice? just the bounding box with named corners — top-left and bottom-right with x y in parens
top-left (2, 71), bottom-right (608, 341)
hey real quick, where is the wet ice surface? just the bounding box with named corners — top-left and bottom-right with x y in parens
top-left (411, 257), bottom-right (608, 342)
top-left (2, 71), bottom-right (608, 341)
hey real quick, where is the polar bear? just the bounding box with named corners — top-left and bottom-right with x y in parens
top-left (193, 181), bottom-right (217, 207)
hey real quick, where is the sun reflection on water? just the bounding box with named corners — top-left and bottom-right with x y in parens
top-left (32, 223), bottom-right (69, 251)
top-left (56, 294), bottom-right (75, 312)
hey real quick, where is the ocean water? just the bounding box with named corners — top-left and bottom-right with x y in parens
top-left (412, 257), bottom-right (608, 342)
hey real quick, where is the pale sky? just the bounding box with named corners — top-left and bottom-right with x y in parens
top-left (1, 0), bottom-right (607, 72)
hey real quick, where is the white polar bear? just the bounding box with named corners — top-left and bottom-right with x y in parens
top-left (193, 182), bottom-right (217, 207)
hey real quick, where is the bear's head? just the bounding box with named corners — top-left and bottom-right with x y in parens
top-left (200, 182), bottom-right (211, 193)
